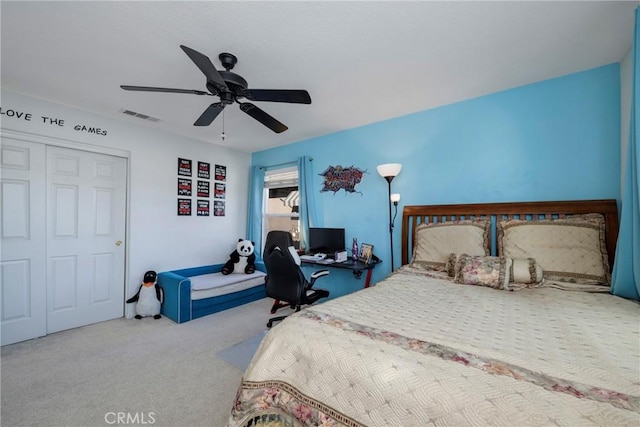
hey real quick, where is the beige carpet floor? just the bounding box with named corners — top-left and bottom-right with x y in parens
top-left (1, 297), bottom-right (288, 427)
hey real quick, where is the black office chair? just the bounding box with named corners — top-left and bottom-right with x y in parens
top-left (263, 230), bottom-right (294, 275)
top-left (263, 231), bottom-right (330, 328)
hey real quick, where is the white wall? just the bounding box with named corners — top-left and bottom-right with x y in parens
top-left (1, 90), bottom-right (251, 317)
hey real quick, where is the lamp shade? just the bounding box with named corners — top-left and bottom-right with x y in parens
top-left (376, 163), bottom-right (402, 178)
top-left (390, 193), bottom-right (401, 203)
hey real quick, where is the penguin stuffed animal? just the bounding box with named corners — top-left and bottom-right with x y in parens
top-left (126, 270), bottom-right (163, 319)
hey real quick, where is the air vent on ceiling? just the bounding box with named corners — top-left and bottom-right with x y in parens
top-left (121, 109), bottom-right (160, 123)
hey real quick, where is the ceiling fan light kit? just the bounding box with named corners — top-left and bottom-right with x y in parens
top-left (121, 45), bottom-right (311, 134)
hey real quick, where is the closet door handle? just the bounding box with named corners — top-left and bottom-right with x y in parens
top-left (115, 240), bottom-right (123, 246)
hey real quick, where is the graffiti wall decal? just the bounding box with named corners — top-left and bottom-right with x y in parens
top-left (319, 165), bottom-right (366, 194)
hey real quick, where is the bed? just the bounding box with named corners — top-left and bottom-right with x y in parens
top-left (228, 199), bottom-right (639, 427)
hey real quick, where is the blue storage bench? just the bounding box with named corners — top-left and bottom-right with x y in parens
top-left (158, 262), bottom-right (266, 324)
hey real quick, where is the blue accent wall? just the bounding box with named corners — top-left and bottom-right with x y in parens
top-left (253, 64), bottom-right (621, 298)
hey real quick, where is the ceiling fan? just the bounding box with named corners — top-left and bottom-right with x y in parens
top-left (121, 45), bottom-right (311, 133)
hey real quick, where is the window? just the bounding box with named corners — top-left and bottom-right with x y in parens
top-left (263, 166), bottom-right (300, 249)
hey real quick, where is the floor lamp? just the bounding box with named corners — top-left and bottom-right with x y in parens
top-left (376, 163), bottom-right (402, 271)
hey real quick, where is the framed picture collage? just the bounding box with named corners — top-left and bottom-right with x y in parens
top-left (177, 157), bottom-right (226, 216)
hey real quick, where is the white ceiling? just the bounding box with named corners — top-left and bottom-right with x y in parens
top-left (1, 1), bottom-right (637, 153)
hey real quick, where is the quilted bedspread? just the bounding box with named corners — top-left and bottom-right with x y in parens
top-left (228, 266), bottom-right (640, 427)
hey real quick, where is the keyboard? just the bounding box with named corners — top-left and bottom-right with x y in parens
top-left (300, 254), bottom-right (334, 263)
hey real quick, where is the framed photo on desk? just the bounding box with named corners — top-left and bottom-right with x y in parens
top-left (359, 243), bottom-right (374, 264)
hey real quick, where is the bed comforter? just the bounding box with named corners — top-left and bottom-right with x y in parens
top-left (228, 266), bottom-right (640, 426)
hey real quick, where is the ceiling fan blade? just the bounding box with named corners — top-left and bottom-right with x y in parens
top-left (180, 45), bottom-right (228, 91)
top-left (121, 85), bottom-right (210, 95)
top-left (239, 103), bottom-right (288, 133)
top-left (194, 103), bottom-right (225, 126)
top-left (242, 89), bottom-right (311, 104)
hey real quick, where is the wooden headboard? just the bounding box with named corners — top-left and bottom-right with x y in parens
top-left (401, 199), bottom-right (619, 270)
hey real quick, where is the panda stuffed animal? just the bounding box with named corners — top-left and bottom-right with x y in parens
top-left (126, 270), bottom-right (164, 319)
top-left (222, 239), bottom-right (256, 275)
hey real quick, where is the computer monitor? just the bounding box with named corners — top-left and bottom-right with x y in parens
top-left (308, 227), bottom-right (345, 255)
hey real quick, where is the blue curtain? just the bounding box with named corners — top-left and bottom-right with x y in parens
top-left (246, 165), bottom-right (265, 259)
top-left (298, 156), bottom-right (319, 250)
top-left (611, 7), bottom-right (640, 300)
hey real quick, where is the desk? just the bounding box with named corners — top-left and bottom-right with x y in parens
top-left (301, 258), bottom-right (380, 288)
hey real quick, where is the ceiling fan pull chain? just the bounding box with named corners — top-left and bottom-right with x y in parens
top-left (221, 109), bottom-right (226, 142)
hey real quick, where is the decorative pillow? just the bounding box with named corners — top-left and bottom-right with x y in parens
top-left (447, 253), bottom-right (543, 285)
top-left (497, 214), bottom-right (610, 288)
top-left (445, 253), bottom-right (459, 277)
top-left (411, 219), bottom-right (490, 270)
top-left (510, 258), bottom-right (543, 284)
top-left (453, 254), bottom-right (512, 290)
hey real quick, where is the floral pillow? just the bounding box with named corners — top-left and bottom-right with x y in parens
top-left (445, 253), bottom-right (461, 277)
top-left (447, 253), bottom-right (544, 290)
top-left (453, 254), bottom-right (512, 290)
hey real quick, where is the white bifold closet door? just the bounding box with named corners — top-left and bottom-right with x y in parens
top-left (46, 145), bottom-right (126, 334)
top-left (1, 139), bottom-right (127, 345)
top-left (1, 139), bottom-right (47, 345)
